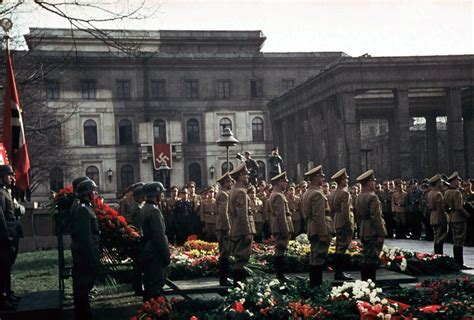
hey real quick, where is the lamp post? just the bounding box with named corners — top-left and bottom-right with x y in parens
top-left (157, 160), bottom-right (171, 189)
top-left (107, 168), bottom-right (113, 183)
top-left (360, 148), bottom-right (373, 171)
top-left (209, 165), bottom-right (215, 180)
top-left (217, 128), bottom-right (239, 173)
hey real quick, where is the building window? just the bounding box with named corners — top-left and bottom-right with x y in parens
top-left (119, 119), bottom-right (133, 145)
top-left (153, 119), bottom-right (167, 144)
top-left (81, 80), bottom-right (96, 99)
top-left (252, 117), bottom-right (264, 142)
top-left (217, 80), bottom-right (231, 98)
top-left (281, 78), bottom-right (295, 92)
top-left (84, 119), bottom-right (98, 146)
top-left (219, 118), bottom-right (232, 135)
top-left (250, 79), bottom-right (263, 98)
top-left (185, 80), bottom-right (199, 99)
top-left (46, 80), bottom-right (60, 100)
top-left (189, 163), bottom-right (202, 188)
top-left (85, 166), bottom-right (100, 185)
top-left (121, 165), bottom-right (135, 191)
top-left (187, 118), bottom-right (200, 143)
top-left (221, 162), bottom-right (234, 175)
top-left (151, 80), bottom-right (166, 99)
top-left (50, 167), bottom-right (64, 192)
top-left (257, 160), bottom-right (266, 181)
top-left (116, 80), bottom-right (131, 100)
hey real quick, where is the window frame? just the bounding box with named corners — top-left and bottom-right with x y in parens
top-left (250, 79), bottom-right (263, 98)
top-left (153, 119), bottom-right (167, 144)
top-left (151, 79), bottom-right (166, 100)
top-left (185, 79), bottom-right (199, 99)
top-left (252, 117), bottom-right (264, 142)
top-left (83, 119), bottom-right (98, 146)
top-left (186, 118), bottom-right (200, 144)
top-left (217, 79), bottom-right (231, 99)
top-left (119, 119), bottom-right (133, 145)
top-left (81, 80), bottom-right (96, 100)
top-left (116, 79), bottom-right (131, 100)
top-left (46, 80), bottom-right (60, 100)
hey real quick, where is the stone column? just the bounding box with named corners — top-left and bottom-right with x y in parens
top-left (340, 92), bottom-right (361, 178)
top-left (391, 89), bottom-right (412, 179)
top-left (286, 114), bottom-right (297, 179)
top-left (325, 96), bottom-right (339, 175)
top-left (425, 114), bottom-right (438, 176)
top-left (308, 102), bottom-right (323, 166)
top-left (446, 87), bottom-right (465, 176)
top-left (280, 116), bottom-right (290, 173)
top-left (464, 108), bottom-right (474, 178)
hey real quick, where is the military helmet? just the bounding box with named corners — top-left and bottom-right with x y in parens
top-left (72, 176), bottom-right (91, 192)
top-left (143, 181), bottom-right (166, 198)
top-left (0, 165), bottom-right (14, 177)
top-left (76, 179), bottom-right (98, 196)
top-left (132, 182), bottom-right (146, 198)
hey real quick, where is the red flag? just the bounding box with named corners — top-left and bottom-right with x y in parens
top-left (3, 51), bottom-right (30, 190)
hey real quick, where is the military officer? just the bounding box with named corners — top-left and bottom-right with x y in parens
top-left (174, 188), bottom-right (194, 245)
top-left (200, 186), bottom-right (217, 241)
top-left (0, 165), bottom-right (18, 310)
top-left (248, 186), bottom-right (264, 242)
top-left (229, 163), bottom-right (255, 286)
top-left (164, 186), bottom-right (179, 244)
top-left (301, 165), bottom-right (332, 287)
top-left (215, 172), bottom-right (233, 286)
top-left (419, 180), bottom-right (434, 241)
top-left (129, 183), bottom-right (145, 295)
top-left (378, 181), bottom-right (394, 238)
top-left (267, 147), bottom-right (284, 179)
top-left (244, 151), bottom-right (259, 186)
top-left (445, 172), bottom-right (471, 269)
top-left (187, 181), bottom-right (202, 235)
top-left (71, 179), bottom-right (100, 320)
top-left (355, 170), bottom-right (386, 282)
top-left (286, 185), bottom-right (303, 237)
top-left (330, 168), bottom-right (354, 281)
top-left (406, 179), bottom-right (422, 239)
top-left (140, 182), bottom-right (170, 301)
top-left (269, 172), bottom-right (293, 282)
top-left (427, 174), bottom-right (448, 254)
top-left (391, 179), bottom-right (407, 238)
top-left (462, 179), bottom-right (474, 246)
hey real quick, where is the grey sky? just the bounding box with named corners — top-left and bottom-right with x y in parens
top-left (12, 0), bottom-right (474, 56)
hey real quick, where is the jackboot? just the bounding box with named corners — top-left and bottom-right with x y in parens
top-left (334, 254), bottom-right (353, 281)
top-left (233, 269), bottom-right (246, 288)
top-left (360, 263), bottom-right (369, 281)
top-left (453, 246), bottom-right (472, 270)
top-left (434, 242), bottom-right (444, 255)
top-left (219, 258), bottom-right (233, 286)
top-left (368, 264), bottom-right (377, 282)
top-left (309, 265), bottom-right (323, 287)
top-left (275, 256), bottom-right (290, 282)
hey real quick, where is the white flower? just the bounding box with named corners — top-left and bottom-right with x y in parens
top-left (381, 298), bottom-right (388, 305)
top-left (343, 292), bottom-right (349, 298)
top-left (384, 314), bottom-right (392, 320)
top-left (387, 306), bottom-right (395, 314)
top-left (377, 312), bottom-right (384, 318)
top-left (239, 298), bottom-right (246, 304)
top-left (400, 258), bottom-right (407, 271)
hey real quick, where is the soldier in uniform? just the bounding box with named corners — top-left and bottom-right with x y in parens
top-left (267, 147), bottom-right (284, 180)
top-left (378, 181), bottom-right (394, 239)
top-left (129, 183), bottom-right (145, 295)
top-left (406, 179), bottom-right (422, 239)
top-left (164, 186), bottom-right (179, 244)
top-left (392, 179), bottom-right (407, 239)
top-left (445, 172), bottom-right (471, 269)
top-left (427, 174), bottom-right (448, 255)
top-left (248, 186), bottom-right (264, 242)
top-left (301, 165), bottom-right (331, 287)
top-left (215, 172), bottom-right (233, 286)
top-left (286, 185), bottom-right (303, 237)
top-left (0, 165), bottom-right (18, 310)
top-left (244, 151), bottom-right (259, 186)
top-left (462, 179), bottom-right (474, 246)
top-left (174, 188), bottom-right (194, 245)
top-left (420, 180), bottom-right (434, 241)
top-left (298, 181), bottom-right (308, 197)
top-left (269, 172), bottom-right (293, 282)
top-left (187, 181), bottom-right (202, 235)
top-left (229, 163), bottom-right (255, 286)
top-left (71, 179), bottom-right (100, 320)
top-left (355, 170), bottom-right (386, 281)
top-left (140, 182), bottom-right (170, 301)
top-left (256, 181), bottom-right (271, 240)
top-left (200, 186), bottom-right (217, 241)
top-left (330, 168), bottom-right (354, 281)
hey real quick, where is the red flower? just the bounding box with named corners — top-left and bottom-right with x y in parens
top-left (232, 301), bottom-right (245, 313)
top-left (190, 316), bottom-right (199, 320)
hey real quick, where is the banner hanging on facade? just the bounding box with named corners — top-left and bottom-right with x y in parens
top-left (152, 144), bottom-right (172, 170)
top-left (0, 143), bottom-right (10, 165)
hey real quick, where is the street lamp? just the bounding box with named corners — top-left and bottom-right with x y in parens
top-left (360, 148), bottom-right (373, 171)
top-left (209, 165), bottom-right (215, 179)
top-left (157, 160), bottom-right (171, 188)
top-left (217, 128), bottom-right (239, 173)
top-left (106, 168), bottom-right (113, 183)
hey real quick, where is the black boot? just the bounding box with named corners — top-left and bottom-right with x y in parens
top-left (233, 269), bottom-right (246, 288)
top-left (275, 256), bottom-right (290, 282)
top-left (334, 254), bottom-right (353, 281)
top-left (368, 264), bottom-right (377, 282)
top-left (309, 265), bottom-right (323, 287)
top-left (219, 258), bottom-right (232, 286)
top-left (434, 242), bottom-right (443, 255)
top-left (453, 246), bottom-right (472, 270)
top-left (360, 263), bottom-right (369, 281)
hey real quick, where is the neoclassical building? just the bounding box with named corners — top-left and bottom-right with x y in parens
top-left (25, 28), bottom-right (347, 198)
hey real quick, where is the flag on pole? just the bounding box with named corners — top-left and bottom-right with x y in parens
top-left (3, 50), bottom-right (30, 190)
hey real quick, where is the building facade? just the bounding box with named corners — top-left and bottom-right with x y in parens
top-left (24, 28), bottom-right (347, 199)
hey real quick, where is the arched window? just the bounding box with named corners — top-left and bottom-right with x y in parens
top-left (50, 167), bottom-right (64, 192)
top-left (221, 162), bottom-right (234, 175)
top-left (187, 118), bottom-right (200, 143)
top-left (252, 117), bottom-right (264, 142)
top-left (219, 117), bottom-right (232, 135)
top-left (84, 119), bottom-right (98, 146)
top-left (121, 165), bottom-right (135, 191)
top-left (257, 160), bottom-right (266, 181)
top-left (85, 165), bottom-right (100, 185)
top-left (153, 119), bottom-right (167, 144)
top-left (189, 163), bottom-right (202, 188)
top-left (119, 119), bottom-right (133, 145)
